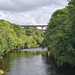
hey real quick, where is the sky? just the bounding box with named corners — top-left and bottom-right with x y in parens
top-left (0, 0), bottom-right (68, 25)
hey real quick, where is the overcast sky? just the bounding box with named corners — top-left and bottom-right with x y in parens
top-left (0, 0), bottom-right (68, 25)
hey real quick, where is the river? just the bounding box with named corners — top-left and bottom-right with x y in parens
top-left (0, 48), bottom-right (75, 75)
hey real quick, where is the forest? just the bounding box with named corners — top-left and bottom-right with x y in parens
top-left (0, 20), bottom-right (44, 57)
top-left (0, 0), bottom-right (75, 68)
top-left (42, 0), bottom-right (75, 66)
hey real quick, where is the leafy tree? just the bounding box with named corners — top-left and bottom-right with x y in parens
top-left (0, 38), bottom-right (4, 56)
top-left (68, 0), bottom-right (75, 49)
top-left (26, 27), bottom-right (34, 36)
top-left (0, 19), bottom-right (44, 56)
top-left (43, 7), bottom-right (75, 66)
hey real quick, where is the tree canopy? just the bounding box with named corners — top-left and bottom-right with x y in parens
top-left (42, 0), bottom-right (75, 66)
top-left (0, 20), bottom-right (44, 56)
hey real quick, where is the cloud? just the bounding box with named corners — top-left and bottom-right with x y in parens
top-left (0, 11), bottom-right (40, 25)
top-left (0, 0), bottom-right (68, 25)
top-left (0, 10), bottom-right (51, 25)
top-left (0, 0), bottom-right (68, 12)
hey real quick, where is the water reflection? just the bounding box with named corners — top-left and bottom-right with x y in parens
top-left (0, 48), bottom-right (75, 75)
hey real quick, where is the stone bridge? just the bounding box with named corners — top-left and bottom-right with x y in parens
top-left (21, 25), bottom-right (48, 32)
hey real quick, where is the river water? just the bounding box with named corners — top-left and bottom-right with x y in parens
top-left (0, 48), bottom-right (75, 75)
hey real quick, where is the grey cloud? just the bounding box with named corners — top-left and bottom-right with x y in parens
top-left (0, 0), bottom-right (68, 12)
top-left (0, 10), bottom-right (51, 25)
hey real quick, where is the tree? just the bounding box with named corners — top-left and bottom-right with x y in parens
top-left (0, 19), bottom-right (44, 56)
top-left (68, 0), bottom-right (75, 49)
top-left (43, 7), bottom-right (75, 66)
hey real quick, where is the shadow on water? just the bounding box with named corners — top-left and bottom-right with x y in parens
top-left (43, 56), bottom-right (75, 75)
top-left (0, 48), bottom-right (75, 75)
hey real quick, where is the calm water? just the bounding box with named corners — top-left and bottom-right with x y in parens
top-left (0, 48), bottom-right (75, 75)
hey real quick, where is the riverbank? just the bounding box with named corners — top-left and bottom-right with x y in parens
top-left (14, 45), bottom-right (40, 50)
top-left (0, 45), bottom-right (40, 58)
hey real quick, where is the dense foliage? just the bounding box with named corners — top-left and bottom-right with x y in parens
top-left (43, 0), bottom-right (75, 66)
top-left (0, 20), bottom-right (44, 56)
